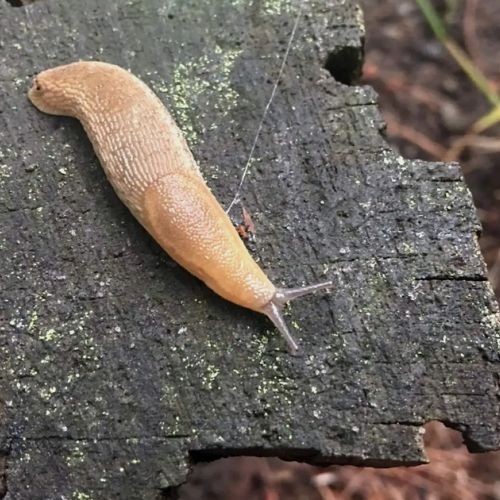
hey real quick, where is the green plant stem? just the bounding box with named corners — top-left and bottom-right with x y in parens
top-left (416, 0), bottom-right (499, 106)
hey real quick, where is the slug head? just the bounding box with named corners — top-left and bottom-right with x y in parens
top-left (28, 65), bottom-right (84, 116)
top-left (28, 61), bottom-right (117, 117)
top-left (28, 61), bottom-right (145, 119)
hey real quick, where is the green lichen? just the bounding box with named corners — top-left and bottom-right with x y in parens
top-left (262, 0), bottom-right (292, 15)
top-left (398, 241), bottom-right (416, 255)
top-left (228, 0), bottom-right (292, 15)
top-left (38, 328), bottom-right (58, 342)
top-left (65, 446), bottom-right (87, 467)
top-left (162, 46), bottom-right (242, 145)
top-left (27, 310), bottom-right (38, 333)
top-left (480, 308), bottom-right (500, 351)
top-left (39, 385), bottom-right (57, 401)
top-left (356, 259), bottom-right (391, 318)
top-left (205, 364), bottom-right (220, 389)
top-left (72, 492), bottom-right (92, 500)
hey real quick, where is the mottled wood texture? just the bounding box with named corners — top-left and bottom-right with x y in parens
top-left (0, 0), bottom-right (499, 498)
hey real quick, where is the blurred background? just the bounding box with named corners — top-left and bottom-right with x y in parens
top-left (177, 1), bottom-right (500, 498)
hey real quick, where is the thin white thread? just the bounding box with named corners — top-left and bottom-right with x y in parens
top-left (226, 3), bottom-right (304, 215)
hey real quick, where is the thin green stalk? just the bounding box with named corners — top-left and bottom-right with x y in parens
top-left (416, 0), bottom-right (499, 106)
top-left (472, 105), bottom-right (500, 134)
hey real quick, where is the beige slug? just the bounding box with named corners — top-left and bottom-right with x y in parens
top-left (28, 61), bottom-right (332, 353)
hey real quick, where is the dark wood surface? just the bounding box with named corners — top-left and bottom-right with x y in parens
top-left (0, 0), bottom-right (499, 498)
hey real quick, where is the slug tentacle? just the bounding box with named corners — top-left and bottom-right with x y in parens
top-left (261, 280), bottom-right (333, 354)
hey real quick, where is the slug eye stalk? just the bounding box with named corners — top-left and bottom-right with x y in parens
top-left (261, 281), bottom-right (334, 354)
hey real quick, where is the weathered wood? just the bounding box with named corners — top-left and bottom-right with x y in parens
top-left (0, 0), bottom-right (499, 498)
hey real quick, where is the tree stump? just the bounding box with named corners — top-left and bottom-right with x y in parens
top-left (0, 0), bottom-right (499, 498)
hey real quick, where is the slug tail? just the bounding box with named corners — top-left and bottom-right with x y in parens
top-left (261, 280), bottom-right (333, 354)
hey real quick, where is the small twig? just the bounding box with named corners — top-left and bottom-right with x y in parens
top-left (458, 135), bottom-right (500, 153)
top-left (470, 105), bottom-right (500, 134)
top-left (384, 112), bottom-right (447, 159)
top-left (363, 63), bottom-right (446, 111)
top-left (443, 131), bottom-right (474, 161)
top-left (444, 107), bottom-right (500, 161)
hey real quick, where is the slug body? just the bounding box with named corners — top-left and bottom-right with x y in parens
top-left (28, 61), bottom-right (331, 353)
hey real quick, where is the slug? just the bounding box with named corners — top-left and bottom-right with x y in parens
top-left (28, 61), bottom-right (332, 353)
